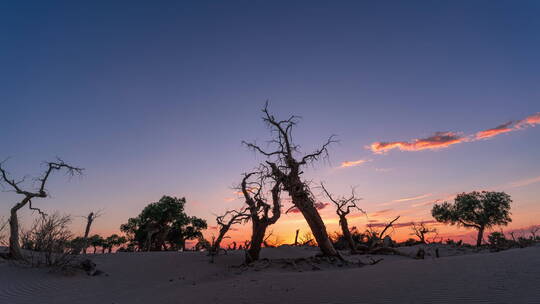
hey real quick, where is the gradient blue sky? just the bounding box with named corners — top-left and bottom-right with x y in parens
top-left (1, 1), bottom-right (539, 242)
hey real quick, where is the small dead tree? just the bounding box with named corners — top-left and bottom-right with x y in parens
top-left (529, 225), bottom-right (539, 240)
top-left (364, 216), bottom-right (400, 251)
top-left (243, 103), bottom-right (339, 257)
top-left (241, 170), bottom-right (282, 263)
top-left (321, 183), bottom-right (364, 254)
top-left (410, 222), bottom-right (437, 244)
top-left (0, 158), bottom-right (83, 260)
top-left (210, 209), bottom-right (249, 259)
top-left (80, 210), bottom-right (103, 254)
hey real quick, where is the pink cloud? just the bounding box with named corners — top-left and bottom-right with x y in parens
top-left (340, 159), bottom-right (370, 168)
top-left (367, 112), bottom-right (539, 154)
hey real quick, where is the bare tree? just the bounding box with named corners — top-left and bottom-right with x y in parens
top-left (410, 222), bottom-right (437, 244)
top-left (365, 216), bottom-right (400, 250)
top-left (243, 103), bottom-right (339, 257)
top-left (80, 210), bottom-right (103, 254)
top-left (241, 170), bottom-right (282, 263)
top-left (210, 209), bottom-right (249, 258)
top-left (0, 158), bottom-right (83, 260)
top-left (529, 225), bottom-right (539, 240)
top-left (321, 183), bottom-right (364, 254)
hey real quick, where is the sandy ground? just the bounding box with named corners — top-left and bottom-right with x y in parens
top-left (1, 245), bottom-right (539, 304)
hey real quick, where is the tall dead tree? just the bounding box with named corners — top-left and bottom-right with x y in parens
top-left (240, 171), bottom-right (282, 263)
top-left (243, 103), bottom-right (339, 257)
top-left (82, 210), bottom-right (102, 254)
top-left (211, 209), bottom-right (249, 256)
top-left (321, 183), bottom-right (363, 254)
top-left (0, 158), bottom-right (83, 260)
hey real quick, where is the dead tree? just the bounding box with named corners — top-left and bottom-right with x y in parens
top-left (410, 222), bottom-right (437, 244)
top-left (0, 158), bottom-right (83, 260)
top-left (81, 210), bottom-right (103, 254)
top-left (363, 216), bottom-right (400, 252)
top-left (210, 209), bottom-right (249, 257)
top-left (321, 183), bottom-right (364, 254)
top-left (243, 102), bottom-right (339, 257)
top-left (241, 171), bottom-right (282, 263)
top-left (530, 225), bottom-right (539, 240)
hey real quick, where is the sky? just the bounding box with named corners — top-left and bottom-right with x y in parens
top-left (1, 1), bottom-right (539, 245)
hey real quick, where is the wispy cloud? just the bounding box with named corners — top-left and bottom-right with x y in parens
top-left (367, 220), bottom-right (438, 228)
top-left (508, 176), bottom-right (540, 188)
top-left (367, 112), bottom-right (540, 154)
top-left (369, 209), bottom-right (393, 217)
top-left (340, 159), bottom-right (370, 168)
top-left (393, 193), bottom-right (432, 203)
top-left (475, 121), bottom-right (514, 140)
top-left (368, 132), bottom-right (466, 154)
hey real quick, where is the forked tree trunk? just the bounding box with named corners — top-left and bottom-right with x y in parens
top-left (292, 192), bottom-right (337, 257)
top-left (246, 221), bottom-right (268, 263)
top-left (476, 226), bottom-right (485, 247)
top-left (339, 216), bottom-right (357, 254)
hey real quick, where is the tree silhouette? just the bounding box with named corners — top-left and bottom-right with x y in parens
top-left (0, 158), bottom-right (83, 260)
top-left (240, 169), bottom-right (282, 263)
top-left (210, 209), bottom-right (249, 257)
top-left (88, 234), bottom-right (104, 254)
top-left (103, 234), bottom-right (127, 253)
top-left (81, 210), bottom-right (102, 254)
top-left (432, 191), bottom-right (512, 246)
top-left (243, 103), bottom-right (339, 257)
top-left (320, 182), bottom-right (363, 254)
top-left (410, 222), bottom-right (437, 244)
top-left (120, 196), bottom-right (206, 251)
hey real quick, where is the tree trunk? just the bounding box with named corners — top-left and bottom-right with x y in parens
top-left (294, 229), bottom-right (300, 246)
top-left (476, 226), bottom-right (485, 247)
top-left (8, 199), bottom-right (29, 260)
top-left (292, 192), bottom-right (338, 257)
top-left (9, 207), bottom-right (24, 260)
top-left (212, 229), bottom-right (227, 254)
top-left (82, 213), bottom-right (94, 254)
top-left (339, 216), bottom-right (357, 254)
top-left (246, 221), bottom-right (267, 263)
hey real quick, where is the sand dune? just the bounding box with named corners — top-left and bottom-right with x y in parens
top-left (1, 245), bottom-right (539, 304)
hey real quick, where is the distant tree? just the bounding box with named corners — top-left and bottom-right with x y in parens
top-left (0, 158), bottom-right (83, 260)
top-left (81, 210), bottom-right (103, 254)
top-left (410, 222), bottom-right (437, 244)
top-left (432, 191), bottom-right (512, 247)
top-left (167, 217), bottom-right (207, 251)
top-left (102, 234), bottom-right (127, 253)
top-left (210, 209), bottom-right (249, 257)
top-left (120, 196), bottom-right (206, 251)
top-left (88, 234), bottom-right (104, 254)
top-left (243, 103), bottom-right (339, 257)
top-left (240, 170), bottom-right (282, 263)
top-left (320, 183), bottom-right (363, 254)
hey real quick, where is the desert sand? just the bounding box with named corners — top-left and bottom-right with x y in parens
top-left (1, 245), bottom-right (539, 304)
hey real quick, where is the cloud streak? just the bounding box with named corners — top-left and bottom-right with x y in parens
top-left (393, 193), bottom-right (432, 203)
top-left (340, 159), bottom-right (370, 168)
top-left (369, 132), bottom-right (466, 154)
top-left (368, 112), bottom-right (540, 154)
